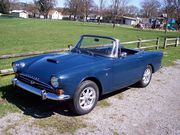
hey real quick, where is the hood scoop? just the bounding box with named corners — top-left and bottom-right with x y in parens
top-left (47, 58), bottom-right (59, 64)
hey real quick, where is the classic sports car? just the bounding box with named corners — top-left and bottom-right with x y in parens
top-left (12, 35), bottom-right (163, 115)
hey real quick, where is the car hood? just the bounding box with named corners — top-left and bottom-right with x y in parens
top-left (22, 52), bottom-right (101, 83)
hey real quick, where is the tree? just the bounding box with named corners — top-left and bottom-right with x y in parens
top-left (173, 0), bottom-right (180, 29)
top-left (140, 0), bottom-right (161, 17)
top-left (161, 0), bottom-right (180, 32)
top-left (125, 5), bottom-right (139, 17)
top-left (174, 0), bottom-right (180, 19)
top-left (34, 0), bottom-right (56, 18)
top-left (0, 0), bottom-right (10, 14)
top-left (65, 0), bottom-right (81, 20)
top-left (162, 0), bottom-right (180, 18)
top-left (110, 0), bottom-right (128, 28)
top-left (65, 0), bottom-right (93, 21)
top-left (9, 1), bottom-right (28, 11)
top-left (26, 2), bottom-right (39, 17)
top-left (98, 0), bottom-right (105, 24)
top-left (81, 0), bottom-right (94, 21)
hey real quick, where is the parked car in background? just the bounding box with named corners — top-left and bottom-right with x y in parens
top-left (136, 23), bottom-right (145, 29)
top-left (12, 35), bottom-right (163, 115)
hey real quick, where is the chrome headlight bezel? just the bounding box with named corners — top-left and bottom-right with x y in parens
top-left (12, 63), bottom-right (18, 72)
top-left (51, 76), bottom-right (59, 88)
top-left (12, 62), bottom-right (26, 72)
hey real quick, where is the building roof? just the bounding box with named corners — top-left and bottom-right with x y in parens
top-left (48, 10), bottom-right (62, 15)
top-left (11, 10), bottom-right (27, 13)
top-left (122, 16), bottom-right (137, 20)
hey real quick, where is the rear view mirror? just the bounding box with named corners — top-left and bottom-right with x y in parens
top-left (94, 38), bottom-right (99, 42)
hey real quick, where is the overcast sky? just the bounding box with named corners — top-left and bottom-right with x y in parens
top-left (19, 0), bottom-right (143, 8)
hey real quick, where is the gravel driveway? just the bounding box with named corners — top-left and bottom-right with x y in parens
top-left (0, 61), bottom-right (180, 135)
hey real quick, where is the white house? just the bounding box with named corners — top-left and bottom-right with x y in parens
top-left (141, 18), bottom-right (151, 24)
top-left (120, 16), bottom-right (137, 25)
top-left (11, 10), bottom-right (28, 18)
top-left (48, 10), bottom-right (63, 20)
top-left (87, 14), bottom-right (103, 22)
top-left (40, 15), bottom-right (45, 19)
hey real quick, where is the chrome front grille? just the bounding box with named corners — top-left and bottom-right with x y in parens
top-left (17, 74), bottom-right (54, 91)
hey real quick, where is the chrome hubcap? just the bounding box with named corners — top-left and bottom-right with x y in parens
top-left (142, 68), bottom-right (151, 84)
top-left (79, 87), bottom-right (96, 110)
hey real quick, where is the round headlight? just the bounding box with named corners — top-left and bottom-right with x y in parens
top-left (20, 62), bottom-right (25, 68)
top-left (51, 76), bottom-right (59, 88)
top-left (12, 63), bottom-right (18, 72)
top-left (12, 62), bottom-right (25, 72)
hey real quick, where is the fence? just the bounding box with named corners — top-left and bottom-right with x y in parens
top-left (0, 37), bottom-right (179, 75)
top-left (122, 38), bottom-right (160, 50)
top-left (163, 37), bottom-right (179, 48)
top-left (0, 48), bottom-right (68, 60)
top-left (0, 69), bottom-right (13, 75)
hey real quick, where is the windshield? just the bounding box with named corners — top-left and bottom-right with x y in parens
top-left (72, 36), bottom-right (116, 57)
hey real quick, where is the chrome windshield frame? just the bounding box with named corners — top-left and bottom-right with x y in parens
top-left (73, 35), bottom-right (120, 58)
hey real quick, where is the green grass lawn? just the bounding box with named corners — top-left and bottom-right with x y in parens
top-left (0, 18), bottom-right (180, 70)
top-left (0, 18), bottom-right (180, 117)
top-left (0, 18), bottom-right (180, 56)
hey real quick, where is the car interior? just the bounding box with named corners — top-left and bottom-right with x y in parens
top-left (120, 48), bottom-right (138, 56)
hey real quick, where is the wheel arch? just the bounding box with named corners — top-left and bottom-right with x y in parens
top-left (82, 77), bottom-right (103, 97)
top-left (148, 64), bottom-right (155, 73)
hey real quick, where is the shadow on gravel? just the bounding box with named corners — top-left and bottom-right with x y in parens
top-left (0, 84), bottom-right (134, 119)
top-left (0, 85), bottom-right (75, 118)
top-left (99, 87), bottom-right (129, 100)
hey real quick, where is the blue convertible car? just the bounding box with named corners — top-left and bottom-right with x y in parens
top-left (12, 35), bottom-right (163, 115)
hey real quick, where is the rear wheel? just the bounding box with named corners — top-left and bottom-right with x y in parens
top-left (138, 65), bottom-right (152, 87)
top-left (70, 80), bottom-right (99, 115)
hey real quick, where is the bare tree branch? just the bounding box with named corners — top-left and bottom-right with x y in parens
top-left (34, 0), bottom-right (56, 18)
top-left (110, 0), bottom-right (128, 28)
top-left (140, 0), bottom-right (161, 17)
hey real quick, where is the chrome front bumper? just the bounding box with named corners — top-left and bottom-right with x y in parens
top-left (12, 78), bottom-right (70, 101)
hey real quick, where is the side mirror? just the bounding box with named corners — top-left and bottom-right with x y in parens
top-left (120, 52), bottom-right (127, 58)
top-left (68, 44), bottom-right (73, 51)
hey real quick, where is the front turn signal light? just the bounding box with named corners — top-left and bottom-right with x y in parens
top-left (56, 89), bottom-right (64, 95)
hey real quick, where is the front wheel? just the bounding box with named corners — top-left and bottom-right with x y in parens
top-left (70, 80), bottom-right (99, 115)
top-left (138, 65), bottom-right (152, 87)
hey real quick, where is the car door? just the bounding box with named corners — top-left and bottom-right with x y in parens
top-left (93, 58), bottom-right (114, 94)
top-left (112, 52), bottom-right (144, 90)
